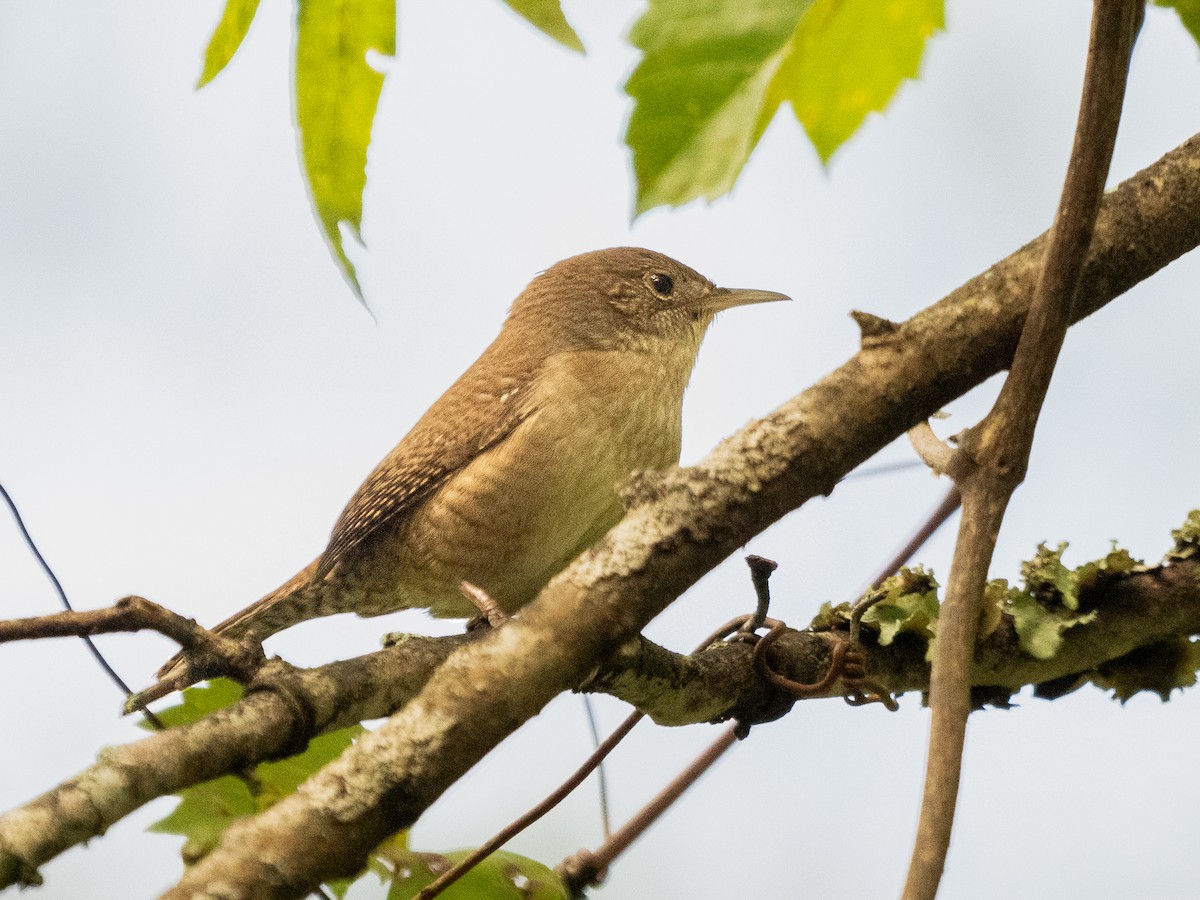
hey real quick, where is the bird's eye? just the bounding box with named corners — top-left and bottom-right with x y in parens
top-left (646, 272), bottom-right (674, 297)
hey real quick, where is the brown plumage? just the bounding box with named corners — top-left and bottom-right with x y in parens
top-left (156, 247), bottom-right (787, 683)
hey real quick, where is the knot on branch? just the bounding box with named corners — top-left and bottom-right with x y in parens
top-left (244, 661), bottom-right (321, 759)
top-left (557, 848), bottom-right (604, 896)
top-left (850, 309), bottom-right (901, 345)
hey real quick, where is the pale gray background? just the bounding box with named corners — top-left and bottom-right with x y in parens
top-left (2, 1), bottom-right (1198, 897)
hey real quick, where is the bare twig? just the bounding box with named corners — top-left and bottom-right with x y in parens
top-left (415, 711), bottom-right (643, 900)
top-left (102, 595), bottom-right (268, 712)
top-left (907, 422), bottom-right (955, 475)
top-left (843, 459), bottom-right (926, 480)
top-left (862, 486), bottom-right (962, 595)
top-left (581, 698), bottom-right (614, 839)
top-left (902, 4), bottom-right (1144, 898)
top-left (1, 595), bottom-right (265, 714)
top-left (557, 725), bottom-right (740, 894)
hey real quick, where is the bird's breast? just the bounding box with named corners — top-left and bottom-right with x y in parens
top-left (397, 347), bottom-right (692, 616)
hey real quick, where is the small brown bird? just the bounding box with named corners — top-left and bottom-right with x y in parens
top-left (157, 247), bottom-right (787, 682)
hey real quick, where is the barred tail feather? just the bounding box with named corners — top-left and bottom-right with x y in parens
top-left (153, 559), bottom-right (321, 682)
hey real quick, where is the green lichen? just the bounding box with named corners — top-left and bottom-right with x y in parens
top-left (805, 515), bottom-right (1200, 699)
top-left (859, 566), bottom-right (941, 656)
top-left (1020, 542), bottom-right (1080, 610)
top-left (1075, 543), bottom-right (1144, 592)
top-left (1166, 509), bottom-right (1200, 562)
top-left (1003, 591), bottom-right (1096, 661)
top-left (998, 542), bottom-right (1105, 660)
top-left (812, 567), bottom-right (941, 658)
top-left (1093, 638), bottom-right (1200, 702)
top-left (809, 599), bottom-right (853, 632)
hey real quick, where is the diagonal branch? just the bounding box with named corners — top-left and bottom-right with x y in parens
top-left (157, 127), bottom-right (1200, 898)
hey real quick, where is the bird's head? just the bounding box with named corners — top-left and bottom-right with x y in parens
top-left (506, 247), bottom-right (789, 355)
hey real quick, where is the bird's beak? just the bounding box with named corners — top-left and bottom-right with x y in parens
top-left (703, 286), bottom-right (792, 313)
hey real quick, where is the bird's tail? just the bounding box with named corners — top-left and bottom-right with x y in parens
top-left (153, 558), bottom-right (322, 683)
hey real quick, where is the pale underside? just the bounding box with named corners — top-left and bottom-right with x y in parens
top-left (339, 342), bottom-right (695, 618)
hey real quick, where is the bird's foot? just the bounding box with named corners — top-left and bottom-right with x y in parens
top-left (460, 581), bottom-right (508, 630)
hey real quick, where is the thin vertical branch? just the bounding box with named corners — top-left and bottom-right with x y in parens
top-left (901, 3), bottom-right (1143, 898)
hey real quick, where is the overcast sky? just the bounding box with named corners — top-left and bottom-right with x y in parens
top-left (2, 1), bottom-right (1199, 898)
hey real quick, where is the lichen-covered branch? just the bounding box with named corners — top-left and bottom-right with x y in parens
top-left (612, 511), bottom-right (1200, 720)
top-left (601, 553), bottom-right (1200, 724)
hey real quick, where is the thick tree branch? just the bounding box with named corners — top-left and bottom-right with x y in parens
top-left (4, 129), bottom-right (1200, 896)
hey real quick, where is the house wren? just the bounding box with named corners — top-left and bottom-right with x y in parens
top-left (157, 247), bottom-right (787, 681)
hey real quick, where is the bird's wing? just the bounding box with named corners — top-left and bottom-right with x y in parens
top-left (315, 350), bottom-right (538, 578)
